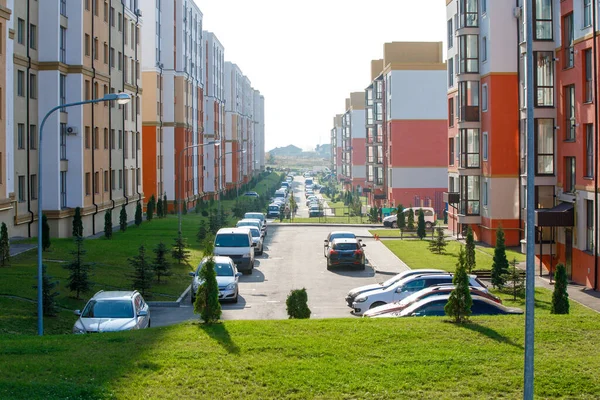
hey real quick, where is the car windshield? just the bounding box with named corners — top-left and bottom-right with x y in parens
top-left (330, 233), bottom-right (355, 241)
top-left (215, 234), bottom-right (250, 247)
top-left (249, 228), bottom-right (260, 237)
top-left (334, 242), bottom-right (358, 250)
top-left (81, 300), bottom-right (134, 319)
top-left (215, 263), bottom-right (234, 277)
top-left (245, 213), bottom-right (264, 221)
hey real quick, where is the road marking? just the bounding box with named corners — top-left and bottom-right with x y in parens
top-left (265, 300), bottom-right (280, 303)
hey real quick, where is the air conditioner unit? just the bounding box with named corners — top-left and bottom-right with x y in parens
top-left (66, 126), bottom-right (78, 135)
top-left (136, 9), bottom-right (142, 17)
top-left (513, 7), bottom-right (522, 18)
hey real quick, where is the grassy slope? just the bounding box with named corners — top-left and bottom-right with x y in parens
top-left (382, 240), bottom-right (526, 272)
top-left (0, 290), bottom-right (598, 399)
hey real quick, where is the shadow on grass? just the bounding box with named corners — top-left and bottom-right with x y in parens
top-left (199, 322), bottom-right (240, 354)
top-left (459, 322), bottom-right (524, 350)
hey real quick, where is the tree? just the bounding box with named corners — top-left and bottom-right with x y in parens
top-left (416, 209), bottom-right (426, 239)
top-left (42, 214), bottom-right (51, 251)
top-left (397, 204), bottom-right (406, 230)
top-left (156, 197), bottom-right (164, 218)
top-left (171, 231), bottom-right (190, 265)
top-left (0, 222), bottom-right (9, 266)
top-left (193, 255), bottom-right (222, 323)
top-left (72, 207), bottom-right (83, 237)
top-left (465, 226), bottom-right (476, 273)
top-left (208, 210), bottom-right (221, 234)
top-left (491, 226), bottom-right (509, 289)
top-left (147, 195), bottom-right (156, 221)
top-left (34, 265), bottom-right (60, 317)
top-left (502, 258), bottom-right (525, 301)
top-left (286, 288), bottom-right (311, 319)
top-left (551, 263), bottom-right (570, 314)
top-left (134, 201), bottom-right (143, 227)
top-left (104, 210), bottom-right (113, 239)
top-left (163, 193), bottom-right (168, 215)
top-left (428, 227), bottom-right (448, 254)
top-left (197, 220), bottom-right (208, 243)
top-left (129, 245), bottom-right (153, 298)
top-left (444, 246), bottom-right (472, 323)
top-left (406, 207), bottom-right (415, 230)
top-left (119, 205), bottom-right (128, 232)
top-left (63, 235), bottom-right (93, 299)
top-left (152, 241), bottom-right (171, 284)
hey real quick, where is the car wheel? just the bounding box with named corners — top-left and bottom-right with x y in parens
top-left (247, 268), bottom-right (253, 275)
top-left (370, 301), bottom-right (386, 310)
top-left (233, 290), bottom-right (239, 304)
top-left (425, 222), bottom-right (433, 229)
top-left (391, 221), bottom-right (398, 229)
top-left (360, 263), bottom-right (366, 270)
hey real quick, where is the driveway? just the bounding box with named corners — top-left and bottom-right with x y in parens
top-left (151, 225), bottom-right (408, 326)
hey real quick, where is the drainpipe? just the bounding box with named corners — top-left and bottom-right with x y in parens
top-left (122, 10), bottom-right (129, 207)
top-left (25, 0), bottom-right (34, 236)
top-left (593, 0), bottom-right (599, 290)
top-left (108, 3), bottom-right (115, 213)
top-left (91, 8), bottom-right (99, 234)
top-left (135, 10), bottom-right (141, 202)
top-left (516, 0), bottom-right (523, 244)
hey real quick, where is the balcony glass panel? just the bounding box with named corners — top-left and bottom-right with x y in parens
top-left (459, 175), bottom-right (480, 215)
top-left (459, 81), bottom-right (480, 122)
top-left (534, 0), bottom-right (553, 40)
top-left (536, 118), bottom-right (554, 175)
top-left (459, 35), bottom-right (479, 74)
top-left (459, 129), bottom-right (480, 168)
top-left (459, 0), bottom-right (478, 28)
top-left (535, 52), bottom-right (554, 107)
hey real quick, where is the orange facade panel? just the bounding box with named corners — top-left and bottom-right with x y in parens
top-left (142, 126), bottom-right (158, 201)
top-left (389, 120), bottom-right (447, 168)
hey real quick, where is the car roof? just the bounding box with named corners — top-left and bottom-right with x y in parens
top-left (331, 238), bottom-right (360, 244)
top-left (329, 231), bottom-right (356, 236)
top-left (216, 227), bottom-right (252, 235)
top-left (200, 256), bottom-right (234, 264)
top-left (91, 291), bottom-right (137, 300)
top-left (244, 212), bottom-right (264, 217)
top-left (238, 218), bottom-right (261, 223)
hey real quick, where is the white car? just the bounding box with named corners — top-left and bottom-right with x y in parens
top-left (351, 273), bottom-right (487, 315)
top-left (189, 256), bottom-right (241, 304)
top-left (239, 226), bottom-right (264, 255)
top-left (236, 219), bottom-right (264, 236)
top-left (345, 269), bottom-right (446, 306)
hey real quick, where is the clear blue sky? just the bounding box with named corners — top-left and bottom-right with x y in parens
top-left (195, 0), bottom-right (446, 152)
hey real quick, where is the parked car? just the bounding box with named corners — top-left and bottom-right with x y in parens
top-left (351, 273), bottom-right (487, 315)
top-left (305, 188), bottom-right (314, 196)
top-left (306, 195), bottom-right (318, 205)
top-left (73, 290), bottom-right (150, 334)
top-left (213, 228), bottom-right (255, 274)
top-left (309, 205), bottom-right (323, 217)
top-left (326, 238), bottom-right (366, 270)
top-left (392, 294), bottom-right (523, 318)
top-left (363, 284), bottom-right (502, 318)
top-left (242, 226), bottom-right (264, 255)
top-left (383, 207), bottom-right (436, 229)
top-left (345, 269), bottom-right (446, 306)
top-left (243, 191), bottom-right (259, 198)
top-left (267, 203), bottom-right (281, 218)
top-left (189, 256), bottom-right (241, 304)
top-left (244, 212), bottom-right (267, 236)
top-left (236, 219), bottom-right (264, 236)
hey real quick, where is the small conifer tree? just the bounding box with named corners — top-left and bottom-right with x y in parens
top-left (286, 288), bottom-right (311, 319)
top-left (134, 202), bottom-right (143, 226)
top-left (34, 265), bottom-right (60, 317)
top-left (397, 204), bottom-right (406, 230)
top-left (129, 245), bottom-right (153, 298)
top-left (163, 193), bottom-right (168, 215)
top-left (42, 214), bottom-right (51, 251)
top-left (465, 225), bottom-right (476, 273)
top-left (0, 222), bottom-right (9, 266)
top-left (428, 227), bottom-right (448, 254)
top-left (502, 258), bottom-right (525, 301)
top-left (193, 255), bottom-right (222, 323)
top-left (104, 210), bottom-right (113, 239)
top-left (64, 235), bottom-right (93, 299)
top-left (152, 241), bottom-right (171, 284)
top-left (147, 195), bottom-right (156, 221)
top-left (551, 263), bottom-right (570, 314)
top-left (416, 209), bottom-right (426, 239)
top-left (156, 197), bottom-right (164, 218)
top-left (407, 206), bottom-right (415, 230)
top-left (72, 207), bottom-right (83, 237)
top-left (171, 231), bottom-right (190, 265)
top-left (444, 246), bottom-right (472, 323)
top-left (491, 226), bottom-right (509, 288)
top-left (197, 220), bottom-right (208, 243)
top-left (119, 205), bottom-right (128, 232)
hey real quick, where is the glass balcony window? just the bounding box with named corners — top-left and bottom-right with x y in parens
top-left (459, 0), bottom-right (478, 28)
top-left (459, 128), bottom-right (480, 168)
top-left (458, 35), bottom-right (479, 74)
top-left (458, 81), bottom-right (480, 122)
top-left (563, 14), bottom-right (574, 68)
top-left (534, 0), bottom-right (553, 40)
top-left (535, 119), bottom-right (554, 175)
top-left (366, 88), bottom-right (373, 106)
top-left (459, 175), bottom-right (480, 216)
top-left (534, 52), bottom-right (554, 107)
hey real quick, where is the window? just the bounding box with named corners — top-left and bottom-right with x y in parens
top-left (482, 132), bottom-right (488, 160)
top-left (94, 127), bottom-right (99, 149)
top-left (111, 169), bottom-right (116, 190)
top-left (17, 19), bottom-right (24, 44)
top-left (447, 19), bottom-right (453, 49)
top-left (584, 0), bottom-right (592, 28)
top-left (30, 175), bottom-right (37, 199)
top-left (61, 0), bottom-right (67, 16)
top-left (458, 81), bottom-right (480, 122)
top-left (586, 124), bottom-right (594, 177)
top-left (93, 0), bottom-right (98, 16)
top-left (535, 0), bottom-right (553, 40)
top-left (118, 51), bottom-right (122, 70)
top-left (564, 157), bottom-right (576, 193)
top-left (60, 27), bottom-right (66, 63)
top-left (85, 127), bottom-right (91, 149)
top-left (17, 124), bottom-right (25, 149)
top-left (482, 181), bottom-right (488, 206)
top-left (104, 170), bottom-right (109, 192)
top-left (94, 171), bottom-right (99, 194)
top-left (93, 82), bottom-right (98, 99)
top-left (60, 74), bottom-right (66, 107)
top-left (536, 119), bottom-right (554, 175)
top-left (85, 80), bottom-right (91, 100)
top-left (29, 74), bottom-right (37, 99)
top-left (585, 49), bottom-right (593, 102)
top-left (448, 57), bottom-right (454, 88)
top-left (104, 128), bottom-right (108, 149)
top-left (93, 38), bottom-right (98, 60)
top-left (118, 12), bottom-right (122, 31)
top-left (458, 35), bottom-right (479, 73)
top-left (459, 128), bottom-right (480, 168)
top-left (459, 175), bottom-right (480, 215)
top-left (17, 70), bottom-right (24, 97)
top-left (118, 169), bottom-right (123, 189)
top-left (481, 0), bottom-right (486, 14)
top-left (564, 85), bottom-right (575, 140)
top-left (104, 0), bottom-right (108, 22)
top-left (449, 138), bottom-right (455, 166)
top-left (124, 131), bottom-right (128, 158)
top-left (535, 52), bottom-right (554, 107)
top-left (104, 43), bottom-right (108, 64)
top-left (18, 176), bottom-right (25, 202)
top-left (110, 48), bottom-right (115, 68)
top-left (587, 200), bottom-right (594, 252)
top-left (448, 97), bottom-right (455, 127)
top-left (482, 84), bottom-right (488, 111)
top-left (110, 7), bottom-right (115, 26)
top-left (29, 24), bottom-right (37, 49)
top-left (85, 172), bottom-right (91, 195)
top-left (481, 37), bottom-right (487, 62)
top-left (60, 123), bottom-right (67, 160)
top-left (111, 129), bottom-right (115, 149)
top-left (118, 130), bottom-right (123, 149)
top-left (29, 125), bottom-right (37, 149)
top-left (459, 0), bottom-right (478, 28)
top-left (563, 13), bottom-right (574, 68)
top-left (60, 171), bottom-right (67, 208)
top-left (85, 34), bottom-right (91, 57)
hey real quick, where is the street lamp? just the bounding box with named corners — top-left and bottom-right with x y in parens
top-left (37, 92), bottom-right (131, 336)
top-left (177, 140), bottom-right (220, 234)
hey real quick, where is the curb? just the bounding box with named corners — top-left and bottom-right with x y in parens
top-left (148, 285), bottom-right (191, 308)
top-left (269, 223), bottom-right (383, 228)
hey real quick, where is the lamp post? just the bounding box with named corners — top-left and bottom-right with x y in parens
top-left (176, 140), bottom-right (219, 234)
top-left (37, 93), bottom-right (131, 336)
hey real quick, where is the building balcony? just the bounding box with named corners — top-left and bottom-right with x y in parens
top-left (456, 214), bottom-right (481, 225)
top-left (443, 192), bottom-right (460, 204)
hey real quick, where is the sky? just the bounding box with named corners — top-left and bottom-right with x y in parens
top-left (195, 0), bottom-right (447, 152)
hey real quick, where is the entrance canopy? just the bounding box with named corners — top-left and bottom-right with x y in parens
top-left (535, 202), bottom-right (574, 227)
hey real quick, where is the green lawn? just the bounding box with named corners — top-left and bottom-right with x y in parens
top-left (382, 240), bottom-right (526, 272)
top-left (282, 216), bottom-right (369, 224)
top-left (0, 172), bottom-right (282, 335)
top-left (0, 289), bottom-right (598, 399)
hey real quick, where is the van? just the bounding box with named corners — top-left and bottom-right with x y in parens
top-left (305, 178), bottom-right (314, 187)
top-left (267, 203), bottom-right (281, 218)
top-left (382, 207), bottom-right (436, 229)
top-left (274, 189), bottom-right (287, 199)
top-left (213, 228), bottom-right (255, 274)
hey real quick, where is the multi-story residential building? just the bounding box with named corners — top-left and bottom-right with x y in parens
top-left (330, 114), bottom-right (343, 180)
top-left (141, 0), bottom-right (204, 212)
top-left (241, 75), bottom-right (253, 183)
top-left (224, 61), bottom-right (244, 189)
top-left (253, 89), bottom-right (265, 172)
top-left (365, 60), bottom-right (385, 206)
top-left (340, 92), bottom-right (366, 192)
top-left (8, 0), bottom-right (142, 238)
top-left (0, 1), bottom-right (11, 232)
top-left (203, 31), bottom-right (225, 198)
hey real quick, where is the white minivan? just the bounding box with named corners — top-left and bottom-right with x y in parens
top-left (213, 228), bottom-right (255, 274)
top-left (383, 207), bottom-right (436, 229)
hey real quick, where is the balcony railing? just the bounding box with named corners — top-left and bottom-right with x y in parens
top-left (460, 199), bottom-right (480, 216)
top-left (460, 105), bottom-right (480, 122)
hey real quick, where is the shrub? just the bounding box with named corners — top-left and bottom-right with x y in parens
top-left (163, 193), bottom-right (168, 215)
top-left (197, 220), bottom-right (208, 243)
top-left (171, 231), bottom-right (190, 265)
top-left (147, 195), bottom-right (156, 221)
top-left (104, 210), bottom-right (113, 239)
top-left (428, 227), bottom-right (447, 254)
top-left (491, 226), bottom-right (509, 289)
top-left (444, 246), bottom-right (472, 323)
top-left (465, 226), bottom-right (476, 273)
top-left (286, 288), bottom-right (311, 319)
top-left (119, 205), bottom-right (128, 232)
top-left (135, 202), bottom-right (143, 227)
top-left (42, 214), bottom-right (51, 251)
top-left (156, 197), bottom-right (164, 218)
top-left (0, 222), bottom-right (9, 266)
top-left (35, 265), bottom-right (60, 317)
top-left (152, 241), bottom-right (171, 284)
top-left (406, 207), bottom-right (415, 230)
top-left (551, 263), bottom-right (570, 314)
top-left (193, 255), bottom-right (222, 324)
top-left (63, 235), bottom-right (93, 299)
top-left (502, 258), bottom-right (525, 301)
top-left (72, 207), bottom-right (83, 237)
top-left (416, 209), bottom-right (426, 240)
top-left (397, 204), bottom-right (406, 230)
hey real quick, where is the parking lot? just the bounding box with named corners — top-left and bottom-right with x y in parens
top-left (151, 224), bottom-right (409, 326)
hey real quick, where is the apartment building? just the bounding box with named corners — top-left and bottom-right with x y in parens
top-left (364, 60), bottom-right (385, 207)
top-left (340, 92), bottom-right (366, 192)
top-left (241, 75), bottom-right (253, 183)
top-left (224, 61), bottom-right (244, 188)
top-left (253, 89), bottom-right (265, 172)
top-left (330, 114), bottom-right (343, 180)
top-left (0, 1), bottom-right (10, 231)
top-left (140, 0), bottom-right (204, 212)
top-left (203, 31), bottom-right (225, 198)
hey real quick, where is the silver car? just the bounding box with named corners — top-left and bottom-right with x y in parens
top-left (72, 290), bottom-right (150, 334)
top-left (190, 256), bottom-right (241, 304)
top-left (243, 226), bottom-right (264, 255)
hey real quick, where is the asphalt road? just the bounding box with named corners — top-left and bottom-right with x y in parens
top-left (151, 224), bottom-right (396, 327)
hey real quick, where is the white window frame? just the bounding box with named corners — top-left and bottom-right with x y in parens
top-left (482, 84), bottom-right (488, 112)
top-left (482, 132), bottom-right (488, 161)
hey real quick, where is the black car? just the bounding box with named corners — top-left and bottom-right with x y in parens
top-left (326, 238), bottom-right (366, 270)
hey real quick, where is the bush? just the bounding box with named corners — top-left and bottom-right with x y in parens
top-left (193, 255), bottom-right (222, 324)
top-left (163, 193), bottom-right (168, 215)
top-left (72, 207), bottom-right (83, 237)
top-left (104, 210), bottom-right (113, 239)
top-left (197, 220), bottom-right (208, 243)
top-left (491, 226), bottom-right (509, 289)
top-left (406, 207), bottom-right (415, 230)
top-left (42, 214), bottom-right (51, 251)
top-left (397, 204), bottom-right (406, 230)
top-left (147, 195), bottom-right (156, 221)
top-left (416, 209), bottom-right (426, 240)
top-left (465, 226), bottom-right (476, 273)
top-left (428, 227), bottom-right (447, 254)
top-left (171, 231), bottom-right (190, 265)
top-left (502, 258), bottom-right (524, 301)
top-left (135, 202), bottom-right (143, 227)
top-left (551, 263), bottom-right (570, 314)
top-left (119, 205), bottom-right (128, 232)
top-left (286, 288), bottom-right (311, 319)
top-left (0, 222), bottom-right (9, 266)
top-left (36, 265), bottom-right (60, 317)
top-left (156, 197), bottom-right (164, 218)
top-left (444, 246), bottom-right (472, 323)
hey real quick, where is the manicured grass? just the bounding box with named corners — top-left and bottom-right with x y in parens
top-left (282, 216), bottom-right (369, 224)
top-left (0, 289), bottom-right (598, 399)
top-left (382, 239), bottom-right (525, 273)
top-left (478, 245), bottom-right (527, 262)
top-left (0, 297), bottom-right (75, 336)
